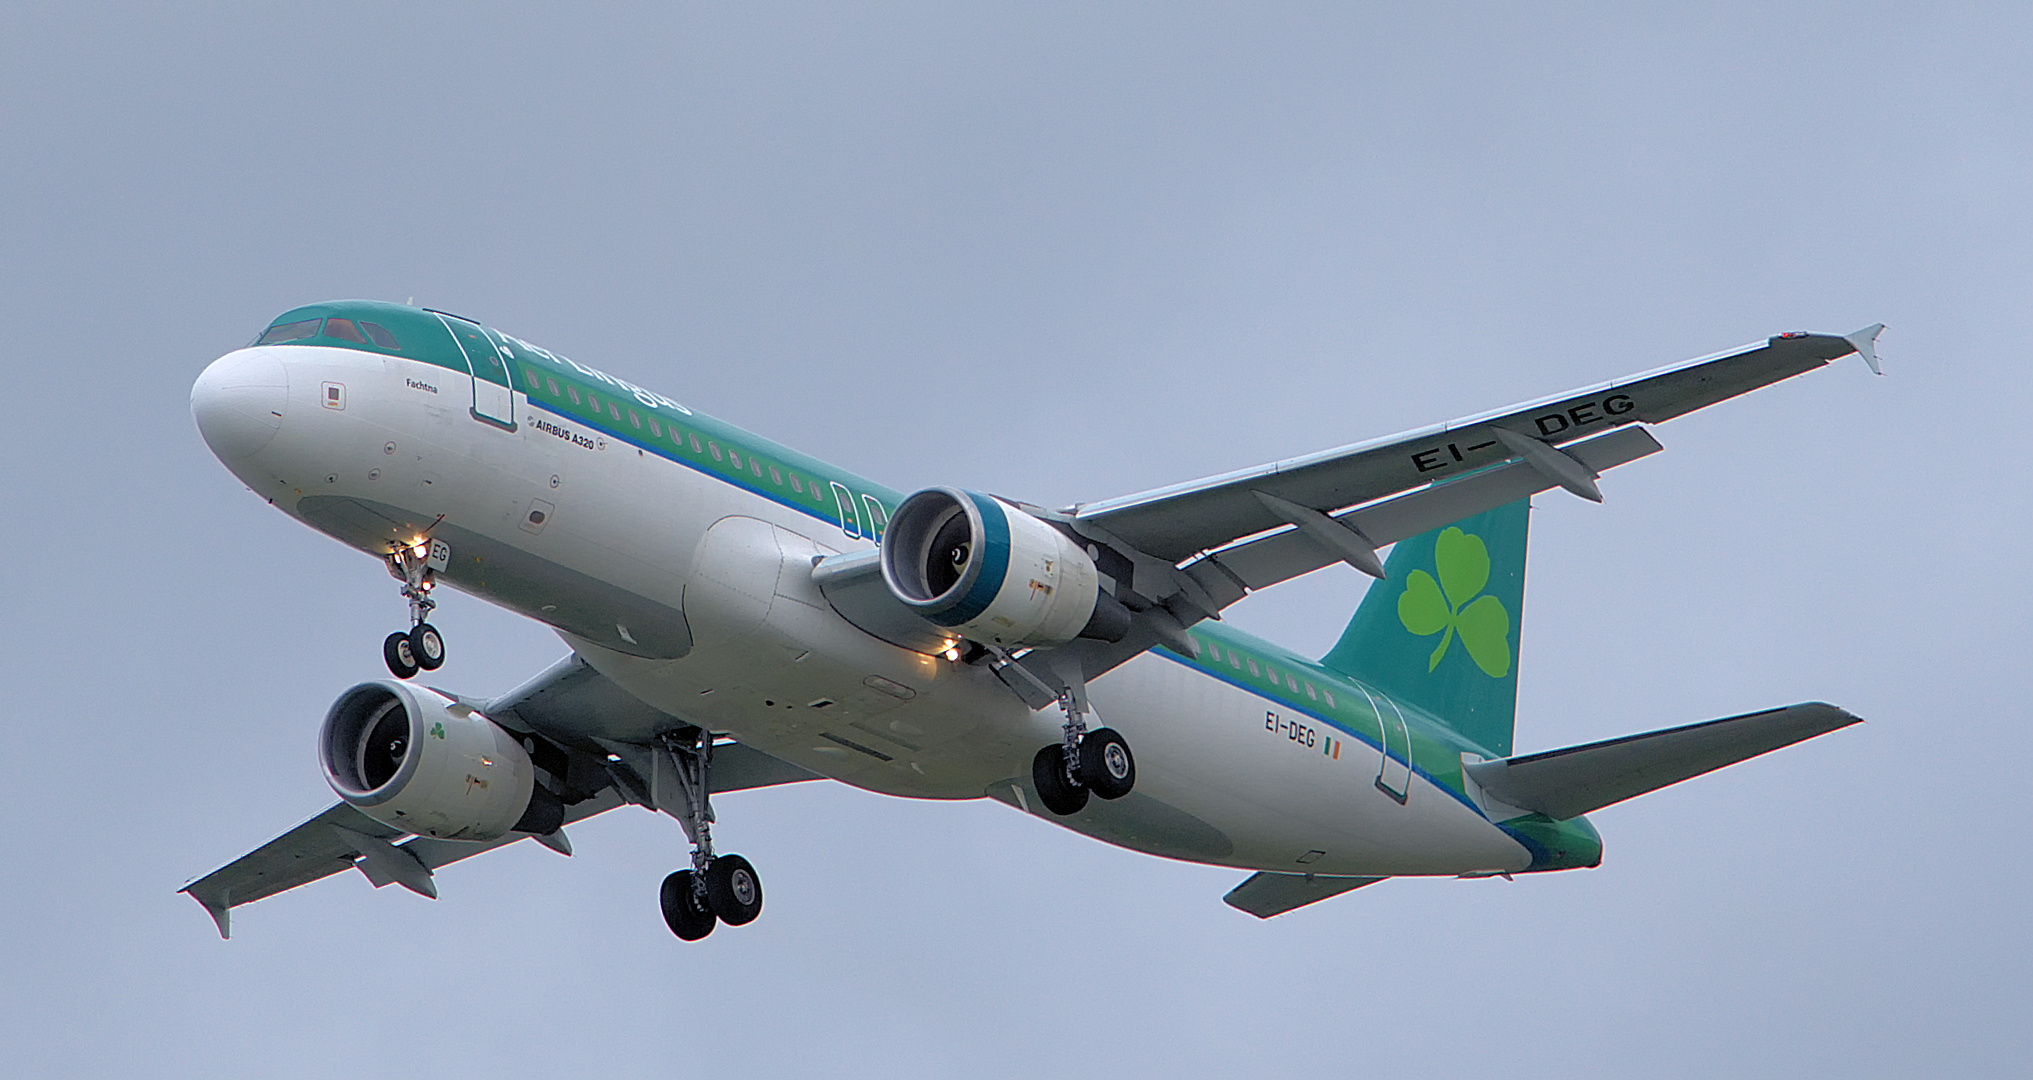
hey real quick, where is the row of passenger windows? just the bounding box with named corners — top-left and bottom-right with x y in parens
top-left (1199, 640), bottom-right (1340, 710)
top-left (255, 317), bottom-right (400, 350)
top-left (519, 363), bottom-right (890, 532)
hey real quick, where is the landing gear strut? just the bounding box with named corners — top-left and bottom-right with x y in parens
top-left (382, 541), bottom-right (446, 679)
top-left (1028, 678), bottom-right (1136, 817)
top-left (655, 728), bottom-right (764, 941)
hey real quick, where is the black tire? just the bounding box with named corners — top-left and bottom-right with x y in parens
top-left (410, 623), bottom-right (446, 671)
top-left (1031, 743), bottom-right (1089, 816)
top-left (1079, 728), bottom-right (1136, 800)
top-left (660, 870), bottom-right (717, 941)
top-left (383, 631), bottom-right (419, 679)
top-left (704, 854), bottom-right (763, 926)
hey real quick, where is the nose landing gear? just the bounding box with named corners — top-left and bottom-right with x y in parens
top-left (382, 541), bottom-right (447, 679)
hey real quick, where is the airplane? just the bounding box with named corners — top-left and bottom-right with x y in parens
top-left (182, 300), bottom-right (1883, 939)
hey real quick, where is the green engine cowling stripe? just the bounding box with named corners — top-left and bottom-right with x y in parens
top-left (924, 492), bottom-right (1012, 628)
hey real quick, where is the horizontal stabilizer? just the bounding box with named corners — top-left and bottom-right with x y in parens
top-left (1466, 703), bottom-right (1861, 821)
top-left (1223, 872), bottom-right (1386, 918)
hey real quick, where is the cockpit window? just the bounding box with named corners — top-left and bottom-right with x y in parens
top-left (360, 321), bottom-right (399, 349)
top-left (255, 318), bottom-right (321, 345)
top-left (323, 317), bottom-right (369, 344)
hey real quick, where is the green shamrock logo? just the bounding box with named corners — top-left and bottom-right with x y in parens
top-left (429, 722), bottom-right (446, 740)
top-left (1397, 526), bottom-right (1512, 678)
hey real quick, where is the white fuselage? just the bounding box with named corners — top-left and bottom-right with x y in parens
top-left (194, 341), bottom-right (1535, 879)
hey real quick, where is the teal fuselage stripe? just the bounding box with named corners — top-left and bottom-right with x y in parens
top-left (525, 398), bottom-right (867, 532)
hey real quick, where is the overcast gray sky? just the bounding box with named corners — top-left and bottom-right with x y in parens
top-left (4, 3), bottom-right (2027, 1076)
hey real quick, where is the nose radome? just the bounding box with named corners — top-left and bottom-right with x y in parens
top-left (191, 348), bottom-right (288, 461)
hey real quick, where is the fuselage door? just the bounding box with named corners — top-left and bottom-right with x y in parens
top-left (434, 313), bottom-right (516, 429)
top-left (1357, 683), bottom-right (1412, 804)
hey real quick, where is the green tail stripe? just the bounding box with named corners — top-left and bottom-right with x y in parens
top-left (1318, 499), bottom-right (1528, 757)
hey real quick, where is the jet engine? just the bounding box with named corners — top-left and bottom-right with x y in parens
top-left (319, 681), bottom-right (562, 841)
top-left (881, 487), bottom-right (1130, 649)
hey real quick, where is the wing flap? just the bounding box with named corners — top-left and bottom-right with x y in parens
top-left (1465, 702), bottom-right (1862, 821)
top-left (1223, 872), bottom-right (1387, 918)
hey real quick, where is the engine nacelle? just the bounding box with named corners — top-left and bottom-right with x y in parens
top-left (320, 681), bottom-right (558, 841)
top-left (881, 487), bottom-right (1127, 649)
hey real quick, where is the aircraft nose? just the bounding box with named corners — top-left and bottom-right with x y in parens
top-left (191, 348), bottom-right (288, 461)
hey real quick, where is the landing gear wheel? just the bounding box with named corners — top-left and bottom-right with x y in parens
top-left (660, 870), bottom-right (717, 941)
top-left (1079, 728), bottom-right (1136, 800)
top-left (409, 623), bottom-right (446, 671)
top-left (383, 632), bottom-right (420, 679)
top-left (703, 855), bottom-right (763, 926)
top-left (1031, 743), bottom-right (1090, 816)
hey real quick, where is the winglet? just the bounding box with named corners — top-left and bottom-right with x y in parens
top-left (1844, 323), bottom-right (1885, 375)
top-left (182, 884), bottom-right (232, 939)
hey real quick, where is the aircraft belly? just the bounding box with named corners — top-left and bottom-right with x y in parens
top-left (572, 514), bottom-right (1051, 799)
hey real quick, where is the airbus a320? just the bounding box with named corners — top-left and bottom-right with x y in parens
top-left (184, 302), bottom-right (1882, 938)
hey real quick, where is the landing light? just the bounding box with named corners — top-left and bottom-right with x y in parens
top-left (411, 543), bottom-right (429, 559)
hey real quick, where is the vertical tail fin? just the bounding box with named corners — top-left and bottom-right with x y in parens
top-left (1318, 500), bottom-right (1528, 757)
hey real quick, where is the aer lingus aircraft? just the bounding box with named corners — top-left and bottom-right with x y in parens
top-left (184, 301), bottom-right (1882, 939)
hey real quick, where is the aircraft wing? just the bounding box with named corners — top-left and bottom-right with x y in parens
top-left (1069, 328), bottom-right (1882, 565)
top-left (182, 656), bottom-right (819, 938)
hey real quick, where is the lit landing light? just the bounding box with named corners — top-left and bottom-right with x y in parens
top-left (942, 642), bottom-right (963, 662)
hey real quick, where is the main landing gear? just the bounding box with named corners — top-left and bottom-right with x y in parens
top-left (382, 541), bottom-right (446, 680)
top-left (655, 729), bottom-right (764, 941)
top-left (1029, 685), bottom-right (1136, 816)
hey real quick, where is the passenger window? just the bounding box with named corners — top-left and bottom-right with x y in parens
top-left (728, 450), bottom-right (742, 469)
top-left (524, 368), bottom-right (541, 388)
top-left (1286, 673), bottom-right (1299, 691)
top-left (689, 433), bottom-right (703, 453)
top-left (360, 322), bottom-right (399, 349)
top-left (255, 318), bottom-right (321, 345)
top-left (709, 442), bottom-right (722, 461)
top-left (1246, 659), bottom-right (1259, 676)
top-left (752, 459), bottom-right (763, 478)
top-left (547, 378), bottom-right (560, 397)
top-left (649, 418), bottom-right (662, 437)
top-left (323, 318), bottom-right (368, 344)
top-left (609, 402), bottom-right (621, 420)
top-left (1305, 683), bottom-right (1317, 700)
top-left (789, 475), bottom-right (803, 494)
top-left (568, 386), bottom-right (581, 405)
top-left (629, 410), bottom-right (641, 429)
top-left (768, 465), bottom-right (781, 485)
top-left (1229, 654), bottom-right (1241, 670)
top-left (587, 392), bottom-right (600, 411)
top-left (1323, 690), bottom-right (1335, 708)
